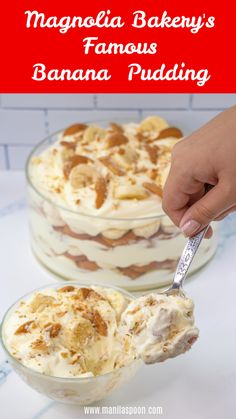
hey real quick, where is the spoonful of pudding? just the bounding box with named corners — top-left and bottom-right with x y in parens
top-left (120, 189), bottom-right (212, 364)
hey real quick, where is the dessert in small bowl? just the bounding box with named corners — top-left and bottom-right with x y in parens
top-left (1, 283), bottom-right (198, 405)
top-left (26, 116), bottom-right (218, 291)
top-left (0, 283), bottom-right (141, 405)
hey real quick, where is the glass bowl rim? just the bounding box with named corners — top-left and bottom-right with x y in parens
top-left (0, 281), bottom-right (140, 383)
top-left (25, 121), bottom-right (166, 222)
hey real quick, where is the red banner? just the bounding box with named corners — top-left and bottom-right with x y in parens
top-left (0, 0), bottom-right (235, 93)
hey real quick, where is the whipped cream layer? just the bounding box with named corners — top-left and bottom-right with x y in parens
top-left (120, 293), bottom-right (199, 363)
top-left (3, 286), bottom-right (136, 378)
top-left (29, 117), bottom-right (182, 225)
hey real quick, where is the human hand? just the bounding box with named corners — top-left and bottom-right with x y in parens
top-left (162, 106), bottom-right (236, 238)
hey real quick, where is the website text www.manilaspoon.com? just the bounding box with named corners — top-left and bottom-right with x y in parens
top-left (84, 405), bottom-right (163, 415)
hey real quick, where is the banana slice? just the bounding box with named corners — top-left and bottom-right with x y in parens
top-left (69, 164), bottom-right (99, 189)
top-left (55, 147), bottom-right (74, 169)
top-left (83, 125), bottom-right (106, 143)
top-left (102, 229), bottom-right (128, 239)
top-left (139, 116), bottom-right (169, 133)
top-left (107, 291), bottom-right (130, 320)
top-left (154, 138), bottom-right (180, 148)
top-left (134, 221), bottom-right (161, 238)
top-left (161, 216), bottom-right (177, 234)
top-left (159, 165), bottom-right (170, 188)
top-left (114, 184), bottom-right (148, 200)
top-left (113, 145), bottom-right (138, 169)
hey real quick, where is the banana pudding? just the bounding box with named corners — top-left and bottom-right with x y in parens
top-left (120, 293), bottom-right (199, 363)
top-left (3, 285), bottom-right (135, 377)
top-left (27, 116), bottom-right (218, 290)
top-left (3, 285), bottom-right (198, 374)
top-left (1, 283), bottom-right (199, 404)
top-left (1, 284), bottom-right (141, 404)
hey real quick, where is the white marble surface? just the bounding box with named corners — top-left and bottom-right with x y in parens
top-left (1, 170), bottom-right (236, 419)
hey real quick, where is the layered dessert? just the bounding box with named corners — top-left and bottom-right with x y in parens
top-left (27, 116), bottom-right (218, 290)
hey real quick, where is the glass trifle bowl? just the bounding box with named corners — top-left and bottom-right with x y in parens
top-left (26, 116), bottom-right (218, 291)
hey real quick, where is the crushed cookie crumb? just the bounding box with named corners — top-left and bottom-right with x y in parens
top-left (31, 338), bottom-right (49, 352)
top-left (93, 310), bottom-right (108, 336)
top-left (95, 177), bottom-right (107, 209)
top-left (44, 322), bottom-right (62, 338)
top-left (106, 133), bottom-right (128, 149)
top-left (99, 156), bottom-right (125, 176)
top-left (15, 321), bottom-right (35, 335)
top-left (63, 123), bottom-right (87, 136)
top-left (58, 285), bottom-right (75, 293)
top-left (145, 144), bottom-right (159, 165)
top-left (143, 182), bottom-right (163, 198)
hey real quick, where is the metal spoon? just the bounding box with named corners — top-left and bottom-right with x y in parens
top-left (163, 224), bottom-right (209, 296)
top-left (163, 184), bottom-right (213, 296)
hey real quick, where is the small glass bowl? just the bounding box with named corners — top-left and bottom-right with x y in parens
top-left (26, 121), bottom-right (219, 291)
top-left (0, 282), bottom-right (141, 405)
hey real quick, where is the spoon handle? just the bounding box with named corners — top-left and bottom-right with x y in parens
top-left (172, 225), bottom-right (209, 290)
top-left (171, 183), bottom-right (214, 290)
